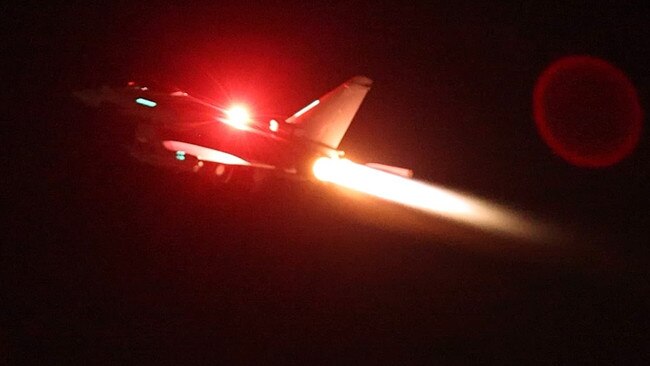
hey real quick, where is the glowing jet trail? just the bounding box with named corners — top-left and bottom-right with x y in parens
top-left (313, 157), bottom-right (550, 241)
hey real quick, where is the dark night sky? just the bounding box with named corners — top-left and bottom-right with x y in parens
top-left (4, 1), bottom-right (650, 364)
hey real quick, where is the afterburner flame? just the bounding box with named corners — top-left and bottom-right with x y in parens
top-left (313, 157), bottom-right (546, 240)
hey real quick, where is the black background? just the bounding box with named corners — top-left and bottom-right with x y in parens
top-left (3, 1), bottom-right (649, 364)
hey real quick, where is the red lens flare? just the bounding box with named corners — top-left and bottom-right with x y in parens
top-left (533, 55), bottom-right (643, 167)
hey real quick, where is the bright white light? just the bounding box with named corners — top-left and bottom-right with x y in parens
top-left (291, 100), bottom-right (320, 118)
top-left (313, 157), bottom-right (545, 239)
top-left (222, 105), bottom-right (251, 130)
top-left (269, 119), bottom-right (279, 132)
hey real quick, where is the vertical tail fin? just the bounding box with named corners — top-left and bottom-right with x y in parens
top-left (286, 76), bottom-right (372, 148)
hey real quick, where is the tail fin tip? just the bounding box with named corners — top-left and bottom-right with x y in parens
top-left (349, 76), bottom-right (373, 88)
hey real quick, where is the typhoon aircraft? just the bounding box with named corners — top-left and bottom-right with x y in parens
top-left (74, 76), bottom-right (413, 189)
top-left (74, 76), bottom-right (550, 239)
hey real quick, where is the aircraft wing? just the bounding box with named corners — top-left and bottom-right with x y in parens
top-left (162, 140), bottom-right (275, 169)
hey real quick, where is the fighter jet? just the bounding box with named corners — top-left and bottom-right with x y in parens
top-left (74, 76), bottom-right (412, 189)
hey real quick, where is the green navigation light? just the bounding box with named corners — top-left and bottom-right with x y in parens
top-left (135, 98), bottom-right (157, 108)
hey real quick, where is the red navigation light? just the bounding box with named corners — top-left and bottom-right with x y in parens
top-left (222, 105), bottom-right (251, 130)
